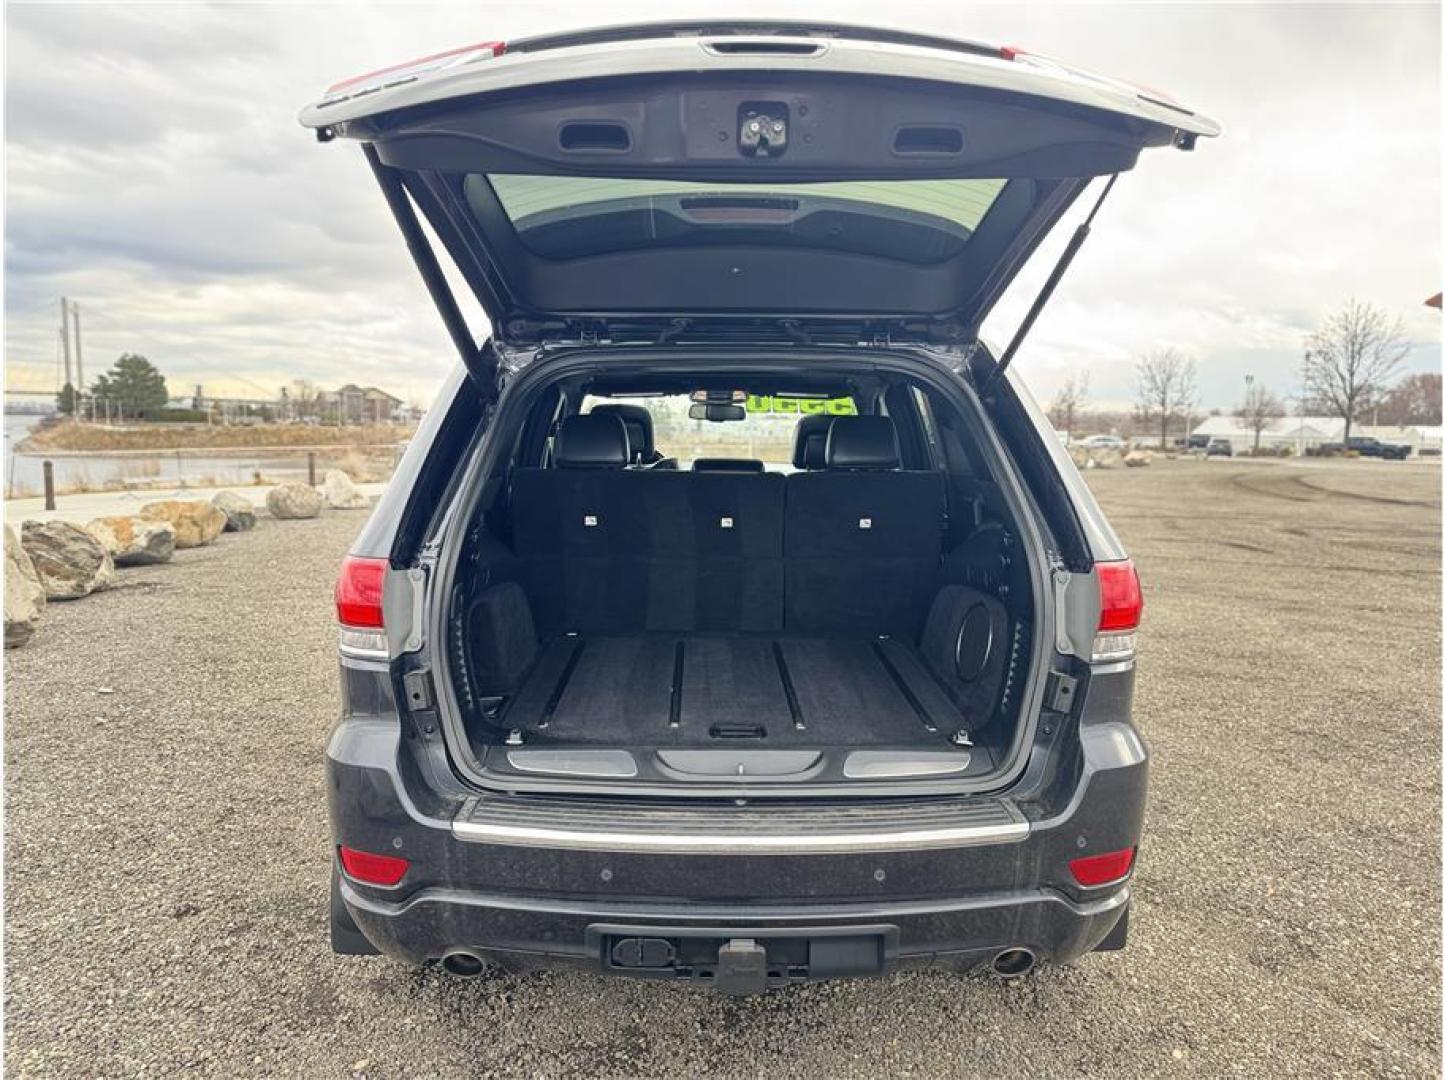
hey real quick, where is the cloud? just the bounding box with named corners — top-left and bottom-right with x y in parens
top-left (5, 2), bottom-right (1440, 409)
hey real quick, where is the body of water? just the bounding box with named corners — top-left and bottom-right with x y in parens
top-left (3, 413), bottom-right (333, 497)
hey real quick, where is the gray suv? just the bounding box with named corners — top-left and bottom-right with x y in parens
top-left (306, 20), bottom-right (1215, 994)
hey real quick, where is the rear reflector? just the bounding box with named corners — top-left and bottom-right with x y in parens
top-left (338, 845), bottom-right (410, 887)
top-left (1093, 559), bottom-right (1142, 662)
top-left (1069, 846), bottom-right (1135, 887)
top-left (335, 555), bottom-right (387, 629)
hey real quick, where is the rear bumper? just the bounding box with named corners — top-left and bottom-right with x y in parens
top-left (329, 664), bottom-right (1147, 981)
top-left (339, 875), bottom-right (1129, 976)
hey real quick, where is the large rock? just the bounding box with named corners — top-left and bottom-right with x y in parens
top-left (20, 520), bottom-right (116, 600)
top-left (139, 500), bottom-right (227, 548)
top-left (266, 482), bottom-right (323, 520)
top-left (4, 525), bottom-right (46, 647)
top-left (211, 490), bottom-right (257, 532)
top-left (87, 515), bottom-right (176, 565)
top-left (1124, 450), bottom-right (1152, 468)
top-left (317, 470), bottom-right (370, 510)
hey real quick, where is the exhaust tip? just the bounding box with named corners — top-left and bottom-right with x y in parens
top-left (441, 951), bottom-right (488, 978)
top-left (991, 947), bottom-right (1037, 978)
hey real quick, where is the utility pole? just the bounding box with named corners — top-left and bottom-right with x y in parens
top-left (59, 297), bottom-right (72, 389)
top-left (71, 301), bottom-right (84, 401)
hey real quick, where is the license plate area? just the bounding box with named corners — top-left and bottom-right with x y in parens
top-left (586, 924), bottom-right (897, 993)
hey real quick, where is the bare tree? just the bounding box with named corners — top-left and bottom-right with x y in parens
top-left (1237, 381), bottom-right (1285, 453)
top-left (1134, 349), bottom-right (1197, 447)
top-left (1302, 298), bottom-right (1411, 441)
top-left (1047, 369), bottom-right (1091, 437)
top-left (290, 379), bottom-right (320, 420)
top-left (1375, 372), bottom-right (1442, 426)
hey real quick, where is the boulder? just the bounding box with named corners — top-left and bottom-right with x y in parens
top-left (87, 515), bottom-right (176, 565)
top-left (139, 500), bottom-right (227, 548)
top-left (266, 482), bottom-right (324, 520)
top-left (318, 470), bottom-right (370, 510)
top-left (4, 525), bottom-right (46, 647)
top-left (1124, 450), bottom-right (1152, 468)
top-left (211, 490), bottom-right (257, 532)
top-left (20, 520), bottom-right (116, 600)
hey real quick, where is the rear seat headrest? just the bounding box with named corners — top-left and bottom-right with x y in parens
top-left (589, 403), bottom-right (655, 463)
top-left (792, 414), bottom-right (834, 470)
top-left (554, 413), bottom-right (630, 468)
top-left (826, 416), bottom-right (901, 470)
top-left (693, 458), bottom-right (766, 473)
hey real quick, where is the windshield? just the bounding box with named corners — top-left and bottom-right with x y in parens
top-left (471, 174), bottom-right (1010, 263)
top-left (583, 393), bottom-right (857, 471)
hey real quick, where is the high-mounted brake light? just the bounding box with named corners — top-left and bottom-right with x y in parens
top-left (338, 845), bottom-right (410, 887)
top-left (1069, 846), bottom-right (1136, 887)
top-left (324, 40), bottom-right (506, 97)
top-left (1093, 559), bottom-right (1142, 662)
top-left (335, 555), bottom-right (389, 659)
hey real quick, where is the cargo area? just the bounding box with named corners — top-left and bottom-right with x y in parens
top-left (501, 633), bottom-right (992, 755)
top-left (441, 370), bottom-right (1040, 787)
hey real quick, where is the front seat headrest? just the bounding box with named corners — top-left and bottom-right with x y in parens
top-left (589, 403), bottom-right (656, 464)
top-left (554, 413), bottom-right (630, 468)
top-left (825, 416), bottom-right (901, 470)
top-left (792, 413), bottom-right (835, 470)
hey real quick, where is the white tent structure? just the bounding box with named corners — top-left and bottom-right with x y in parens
top-left (1191, 416), bottom-right (1442, 455)
top-left (1191, 415), bottom-right (1344, 453)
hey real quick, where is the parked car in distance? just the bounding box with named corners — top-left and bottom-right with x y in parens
top-left (1206, 439), bottom-right (1233, 457)
top-left (306, 19), bottom-right (1218, 994)
top-left (1320, 436), bottom-right (1411, 460)
top-left (1185, 434), bottom-right (1211, 451)
top-left (1079, 434), bottom-right (1126, 451)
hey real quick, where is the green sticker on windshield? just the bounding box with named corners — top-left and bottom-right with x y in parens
top-left (746, 395), bottom-right (857, 416)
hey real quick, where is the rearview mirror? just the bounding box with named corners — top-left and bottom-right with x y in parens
top-left (689, 403), bottom-right (746, 422)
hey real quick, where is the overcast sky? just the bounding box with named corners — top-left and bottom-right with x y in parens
top-left (4, 2), bottom-right (1440, 411)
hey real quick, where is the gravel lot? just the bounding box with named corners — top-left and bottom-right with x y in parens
top-left (5, 458), bottom-right (1440, 1077)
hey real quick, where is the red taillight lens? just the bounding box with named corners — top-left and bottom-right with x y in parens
top-left (1069, 846), bottom-right (1136, 887)
top-left (335, 555), bottom-right (387, 629)
top-left (338, 845), bottom-right (410, 887)
top-left (1097, 559), bottom-right (1143, 632)
top-left (325, 40), bottom-right (506, 94)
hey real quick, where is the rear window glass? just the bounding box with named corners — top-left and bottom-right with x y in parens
top-left (469, 174), bottom-right (1009, 263)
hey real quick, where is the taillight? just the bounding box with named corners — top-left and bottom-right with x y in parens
top-left (335, 555), bottom-right (388, 658)
top-left (324, 40), bottom-right (505, 96)
top-left (1093, 559), bottom-right (1142, 662)
top-left (338, 845), bottom-right (410, 887)
top-left (1069, 846), bottom-right (1136, 887)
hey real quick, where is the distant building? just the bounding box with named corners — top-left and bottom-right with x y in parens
top-left (318, 384), bottom-right (404, 424)
top-left (1191, 415), bottom-right (1342, 453)
top-left (1191, 415), bottom-right (1442, 455)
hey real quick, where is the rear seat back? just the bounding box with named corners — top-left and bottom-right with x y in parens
top-left (512, 415), bottom-right (783, 634)
top-left (620, 471), bottom-right (784, 632)
top-left (783, 416), bottom-right (944, 636)
top-left (511, 413), bottom-right (942, 639)
top-left (511, 413), bottom-right (641, 632)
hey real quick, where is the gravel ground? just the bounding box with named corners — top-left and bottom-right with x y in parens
top-left (4, 458), bottom-right (1440, 1077)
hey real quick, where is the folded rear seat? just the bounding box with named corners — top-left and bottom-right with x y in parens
top-left (783, 416), bottom-right (945, 637)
